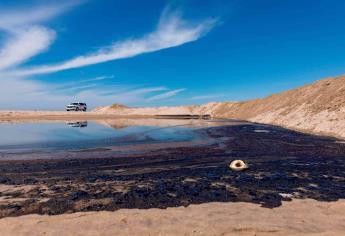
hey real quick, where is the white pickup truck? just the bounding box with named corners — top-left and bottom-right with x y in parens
top-left (66, 102), bottom-right (87, 111)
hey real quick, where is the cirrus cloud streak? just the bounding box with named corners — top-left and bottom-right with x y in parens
top-left (4, 11), bottom-right (217, 76)
top-left (0, 26), bottom-right (55, 70)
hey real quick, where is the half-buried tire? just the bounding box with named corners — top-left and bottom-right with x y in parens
top-left (229, 160), bottom-right (248, 171)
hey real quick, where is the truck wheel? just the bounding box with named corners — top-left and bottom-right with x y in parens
top-left (76, 107), bottom-right (79, 111)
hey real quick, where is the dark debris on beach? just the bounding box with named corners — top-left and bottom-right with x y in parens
top-left (0, 123), bottom-right (345, 218)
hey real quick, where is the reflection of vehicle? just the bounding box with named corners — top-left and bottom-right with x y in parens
top-left (66, 121), bottom-right (88, 128)
top-left (66, 102), bottom-right (87, 111)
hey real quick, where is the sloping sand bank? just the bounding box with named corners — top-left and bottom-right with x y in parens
top-left (1, 199), bottom-right (344, 236)
top-left (93, 75), bottom-right (345, 139)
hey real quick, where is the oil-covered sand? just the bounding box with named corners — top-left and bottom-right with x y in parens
top-left (0, 121), bottom-right (345, 235)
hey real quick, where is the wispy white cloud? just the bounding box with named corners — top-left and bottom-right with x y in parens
top-left (146, 88), bottom-right (186, 102)
top-left (0, 26), bottom-right (55, 70)
top-left (28, 75), bottom-right (115, 96)
top-left (118, 87), bottom-right (167, 97)
top-left (81, 75), bottom-right (115, 82)
top-left (0, 1), bottom-right (81, 71)
top-left (4, 10), bottom-right (217, 76)
top-left (191, 94), bottom-right (225, 100)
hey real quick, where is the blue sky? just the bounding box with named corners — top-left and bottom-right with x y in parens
top-left (1, 0), bottom-right (345, 110)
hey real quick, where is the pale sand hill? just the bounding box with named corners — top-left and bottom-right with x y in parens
top-left (208, 76), bottom-right (345, 138)
top-left (0, 199), bottom-right (344, 236)
top-left (93, 103), bottom-right (204, 116)
top-left (94, 75), bottom-right (345, 138)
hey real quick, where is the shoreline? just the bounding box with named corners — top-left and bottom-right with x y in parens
top-left (0, 110), bottom-right (344, 141)
top-left (0, 111), bottom-right (155, 121)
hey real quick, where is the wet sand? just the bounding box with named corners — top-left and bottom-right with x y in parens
top-left (0, 122), bottom-right (345, 235)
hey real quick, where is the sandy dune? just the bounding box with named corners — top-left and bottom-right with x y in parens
top-left (0, 199), bottom-right (344, 236)
top-left (93, 75), bottom-right (345, 139)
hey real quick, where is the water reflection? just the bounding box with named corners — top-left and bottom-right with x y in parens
top-left (0, 118), bottom-right (236, 151)
top-left (66, 121), bottom-right (88, 128)
top-left (94, 117), bottom-right (237, 129)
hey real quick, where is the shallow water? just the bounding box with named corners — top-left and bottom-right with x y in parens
top-left (0, 118), bottom-right (223, 151)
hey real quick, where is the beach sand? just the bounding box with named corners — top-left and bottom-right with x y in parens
top-left (0, 199), bottom-right (344, 236)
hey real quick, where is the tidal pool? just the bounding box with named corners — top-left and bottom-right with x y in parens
top-left (0, 118), bottom-right (224, 151)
